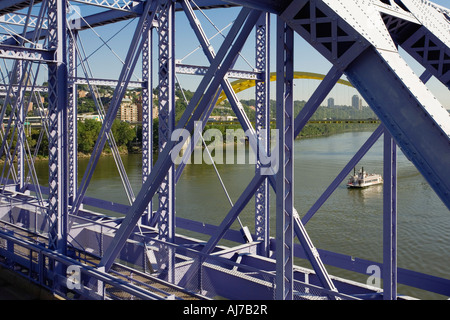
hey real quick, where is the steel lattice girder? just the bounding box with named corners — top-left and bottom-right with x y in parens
top-left (46, 0), bottom-right (69, 253)
top-left (380, 0), bottom-right (450, 88)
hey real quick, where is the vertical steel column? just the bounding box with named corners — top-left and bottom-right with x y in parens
top-left (157, 0), bottom-right (175, 281)
top-left (157, 0), bottom-right (175, 243)
top-left (255, 13), bottom-right (270, 257)
top-left (275, 18), bottom-right (294, 300)
top-left (47, 0), bottom-right (68, 253)
top-left (16, 61), bottom-right (25, 191)
top-left (141, 27), bottom-right (153, 226)
top-left (383, 130), bottom-right (397, 300)
top-left (68, 31), bottom-right (78, 203)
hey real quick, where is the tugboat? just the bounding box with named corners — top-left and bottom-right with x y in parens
top-left (347, 167), bottom-right (383, 188)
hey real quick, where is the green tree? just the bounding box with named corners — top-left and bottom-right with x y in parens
top-left (111, 119), bottom-right (136, 150)
top-left (77, 119), bottom-right (102, 153)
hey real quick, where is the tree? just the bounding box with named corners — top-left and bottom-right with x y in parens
top-left (111, 119), bottom-right (136, 150)
top-left (77, 119), bottom-right (102, 153)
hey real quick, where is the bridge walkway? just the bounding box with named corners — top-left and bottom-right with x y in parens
top-left (0, 220), bottom-right (204, 300)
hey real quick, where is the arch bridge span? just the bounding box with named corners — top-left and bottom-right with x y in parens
top-left (216, 71), bottom-right (354, 104)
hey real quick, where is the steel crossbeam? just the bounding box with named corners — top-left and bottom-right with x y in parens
top-left (0, 44), bottom-right (53, 62)
top-left (0, 12), bottom-right (48, 29)
top-left (175, 63), bottom-right (261, 80)
top-left (0, 1), bottom-right (44, 15)
top-left (71, 0), bottom-right (138, 12)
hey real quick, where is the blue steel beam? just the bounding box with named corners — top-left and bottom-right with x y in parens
top-left (157, 0), bottom-right (176, 242)
top-left (0, 44), bottom-right (54, 61)
top-left (397, 26), bottom-right (450, 89)
top-left (1, 8), bottom-right (137, 45)
top-left (71, 0), bottom-right (138, 12)
top-left (0, 0), bottom-right (43, 15)
top-left (156, 0), bottom-right (176, 280)
top-left (383, 130), bottom-right (397, 300)
top-left (254, 12), bottom-right (270, 257)
top-left (0, 12), bottom-right (48, 29)
top-left (68, 31), bottom-right (78, 202)
top-left (46, 0), bottom-right (69, 253)
top-left (141, 27), bottom-right (153, 226)
top-left (275, 17), bottom-right (294, 299)
top-left (15, 61), bottom-right (25, 191)
top-left (397, 0), bottom-right (450, 88)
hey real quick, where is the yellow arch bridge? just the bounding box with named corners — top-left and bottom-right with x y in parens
top-left (216, 71), bottom-right (354, 104)
top-left (214, 71), bottom-right (378, 124)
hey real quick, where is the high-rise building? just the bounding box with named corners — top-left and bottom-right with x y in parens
top-left (327, 97), bottom-right (335, 108)
top-left (352, 94), bottom-right (359, 109)
top-left (120, 98), bottom-right (139, 122)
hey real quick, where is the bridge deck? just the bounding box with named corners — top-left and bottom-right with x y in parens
top-left (0, 217), bottom-right (205, 300)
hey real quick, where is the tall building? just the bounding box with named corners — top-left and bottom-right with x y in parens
top-left (327, 97), bottom-right (335, 108)
top-left (120, 98), bottom-right (139, 122)
top-left (352, 94), bottom-right (362, 109)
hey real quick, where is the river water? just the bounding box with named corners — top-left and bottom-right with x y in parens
top-left (32, 129), bottom-right (449, 299)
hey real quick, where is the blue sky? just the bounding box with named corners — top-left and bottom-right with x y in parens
top-left (72, 0), bottom-right (449, 109)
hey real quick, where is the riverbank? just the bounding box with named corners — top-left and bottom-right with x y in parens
top-left (0, 123), bottom-right (378, 164)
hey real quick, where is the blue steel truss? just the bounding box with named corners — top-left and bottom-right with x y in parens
top-left (0, 0), bottom-right (449, 300)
